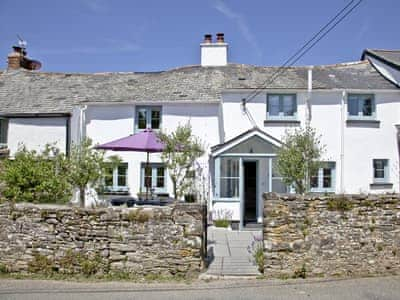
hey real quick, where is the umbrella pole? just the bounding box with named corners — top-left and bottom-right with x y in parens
top-left (146, 151), bottom-right (149, 201)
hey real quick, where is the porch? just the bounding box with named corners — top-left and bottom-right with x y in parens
top-left (210, 128), bottom-right (286, 230)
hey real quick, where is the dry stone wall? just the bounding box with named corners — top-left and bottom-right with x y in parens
top-left (0, 202), bottom-right (204, 277)
top-left (263, 193), bottom-right (400, 278)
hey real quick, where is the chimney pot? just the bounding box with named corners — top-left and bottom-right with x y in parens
top-left (216, 33), bottom-right (225, 43)
top-left (204, 34), bottom-right (212, 43)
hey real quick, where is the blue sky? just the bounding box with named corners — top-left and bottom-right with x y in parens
top-left (0, 0), bottom-right (399, 72)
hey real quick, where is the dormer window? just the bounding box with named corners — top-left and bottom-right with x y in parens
top-left (135, 106), bottom-right (161, 132)
top-left (267, 94), bottom-right (297, 120)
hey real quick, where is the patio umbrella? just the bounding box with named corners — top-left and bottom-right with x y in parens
top-left (95, 129), bottom-right (165, 201)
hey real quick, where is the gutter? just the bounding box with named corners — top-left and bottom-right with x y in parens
top-left (0, 113), bottom-right (71, 118)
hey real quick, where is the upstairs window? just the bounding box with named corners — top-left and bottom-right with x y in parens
top-left (104, 163), bottom-right (128, 192)
top-left (267, 94), bottom-right (297, 120)
top-left (310, 162), bottom-right (336, 192)
top-left (373, 159), bottom-right (389, 183)
top-left (0, 118), bottom-right (8, 147)
top-left (135, 106), bottom-right (161, 131)
top-left (347, 94), bottom-right (375, 119)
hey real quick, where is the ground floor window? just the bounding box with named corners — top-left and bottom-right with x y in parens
top-left (141, 163), bottom-right (166, 192)
top-left (310, 162), bottom-right (336, 192)
top-left (271, 158), bottom-right (287, 193)
top-left (104, 163), bottom-right (128, 192)
top-left (219, 157), bottom-right (240, 198)
top-left (373, 159), bottom-right (389, 183)
top-left (0, 118), bottom-right (8, 146)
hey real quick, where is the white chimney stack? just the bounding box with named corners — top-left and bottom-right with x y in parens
top-left (200, 33), bottom-right (228, 67)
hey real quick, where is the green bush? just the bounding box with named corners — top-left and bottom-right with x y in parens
top-left (327, 197), bottom-right (353, 212)
top-left (214, 219), bottom-right (230, 228)
top-left (0, 145), bottom-right (72, 204)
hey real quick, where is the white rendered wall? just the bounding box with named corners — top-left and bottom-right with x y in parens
top-left (200, 43), bottom-right (228, 66)
top-left (84, 103), bottom-right (220, 199)
top-left (8, 117), bottom-right (67, 155)
top-left (220, 90), bottom-right (400, 194)
top-left (343, 92), bottom-right (400, 193)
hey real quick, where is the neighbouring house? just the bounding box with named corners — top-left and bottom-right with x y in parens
top-left (0, 33), bottom-right (399, 229)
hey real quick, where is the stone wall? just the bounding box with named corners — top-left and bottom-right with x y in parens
top-left (263, 193), bottom-right (400, 278)
top-left (0, 202), bottom-right (204, 277)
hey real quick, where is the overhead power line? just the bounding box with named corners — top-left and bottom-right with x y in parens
top-left (243, 0), bottom-right (364, 105)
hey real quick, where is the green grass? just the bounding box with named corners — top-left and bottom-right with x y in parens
top-left (214, 219), bottom-right (229, 228)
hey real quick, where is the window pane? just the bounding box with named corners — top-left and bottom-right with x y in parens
top-left (117, 164), bottom-right (127, 187)
top-left (220, 158), bottom-right (239, 178)
top-left (156, 167), bottom-right (165, 188)
top-left (310, 175), bottom-right (319, 188)
top-left (104, 165), bottom-right (113, 186)
top-left (362, 98), bottom-right (373, 116)
top-left (322, 168), bottom-right (332, 188)
top-left (348, 99), bottom-right (359, 116)
top-left (144, 166), bottom-right (152, 187)
top-left (373, 159), bottom-right (386, 179)
top-left (220, 178), bottom-right (239, 198)
top-left (268, 95), bottom-right (280, 116)
top-left (0, 119), bottom-right (8, 144)
top-left (138, 110), bottom-right (147, 129)
top-left (151, 110), bottom-right (160, 129)
top-left (282, 95), bottom-right (295, 116)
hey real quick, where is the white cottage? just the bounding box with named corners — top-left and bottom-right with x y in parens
top-left (1, 34), bottom-right (399, 228)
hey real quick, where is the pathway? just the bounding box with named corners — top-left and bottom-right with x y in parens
top-left (205, 227), bottom-right (262, 276)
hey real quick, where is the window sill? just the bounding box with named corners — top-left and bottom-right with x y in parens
top-left (264, 119), bottom-right (301, 125)
top-left (370, 182), bottom-right (393, 189)
top-left (346, 119), bottom-right (380, 126)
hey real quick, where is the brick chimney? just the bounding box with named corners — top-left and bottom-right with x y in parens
top-left (200, 33), bottom-right (228, 67)
top-left (7, 46), bottom-right (26, 70)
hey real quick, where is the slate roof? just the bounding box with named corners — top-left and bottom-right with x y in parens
top-left (362, 49), bottom-right (400, 70)
top-left (0, 60), bottom-right (398, 115)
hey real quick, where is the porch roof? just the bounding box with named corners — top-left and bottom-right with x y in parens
top-left (211, 127), bottom-right (282, 157)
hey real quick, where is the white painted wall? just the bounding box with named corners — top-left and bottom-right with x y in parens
top-left (84, 103), bottom-right (220, 199)
top-left (8, 117), bottom-right (68, 155)
top-left (200, 43), bottom-right (228, 66)
top-left (220, 89), bottom-right (400, 195)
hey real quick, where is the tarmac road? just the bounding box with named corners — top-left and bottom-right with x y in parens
top-left (0, 275), bottom-right (399, 300)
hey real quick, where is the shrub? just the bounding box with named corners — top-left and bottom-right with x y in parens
top-left (0, 145), bottom-right (71, 204)
top-left (28, 253), bottom-right (55, 275)
top-left (247, 234), bottom-right (264, 273)
top-left (213, 209), bottom-right (232, 228)
top-left (214, 219), bottom-right (230, 228)
top-left (327, 197), bottom-right (353, 211)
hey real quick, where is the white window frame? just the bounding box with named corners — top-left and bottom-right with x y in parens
top-left (310, 162), bottom-right (336, 192)
top-left (347, 94), bottom-right (376, 120)
top-left (141, 163), bottom-right (166, 193)
top-left (104, 163), bottom-right (129, 192)
top-left (135, 106), bottom-right (161, 132)
top-left (266, 94), bottom-right (297, 120)
top-left (0, 118), bottom-right (8, 147)
top-left (373, 159), bottom-right (389, 183)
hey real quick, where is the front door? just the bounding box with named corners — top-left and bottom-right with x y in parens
top-left (243, 161), bottom-right (257, 225)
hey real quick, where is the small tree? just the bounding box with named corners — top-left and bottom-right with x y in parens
top-left (68, 138), bottom-right (106, 207)
top-left (276, 126), bottom-right (325, 194)
top-left (0, 145), bottom-right (71, 203)
top-left (158, 123), bottom-right (204, 200)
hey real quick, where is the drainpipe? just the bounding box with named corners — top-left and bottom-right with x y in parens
top-left (395, 124), bottom-right (400, 192)
top-left (79, 105), bottom-right (88, 143)
top-left (306, 67), bottom-right (313, 125)
top-left (340, 90), bottom-right (346, 193)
